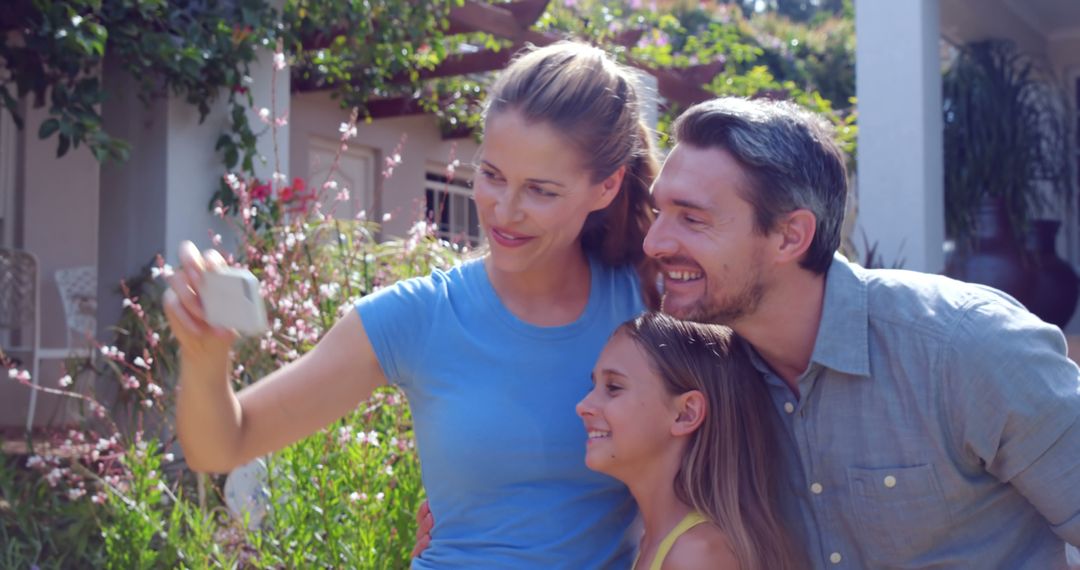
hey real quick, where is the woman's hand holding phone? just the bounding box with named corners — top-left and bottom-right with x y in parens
top-left (163, 240), bottom-right (239, 366)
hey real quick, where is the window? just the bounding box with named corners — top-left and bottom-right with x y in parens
top-left (307, 137), bottom-right (376, 221)
top-left (425, 170), bottom-right (480, 246)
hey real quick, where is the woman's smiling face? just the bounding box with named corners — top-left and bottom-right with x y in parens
top-left (473, 110), bottom-right (617, 274)
top-left (576, 331), bottom-right (679, 478)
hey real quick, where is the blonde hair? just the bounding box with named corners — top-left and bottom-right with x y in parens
top-left (485, 42), bottom-right (660, 308)
top-left (616, 312), bottom-right (801, 570)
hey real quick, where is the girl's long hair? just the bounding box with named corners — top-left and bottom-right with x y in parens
top-left (616, 312), bottom-right (801, 570)
top-left (484, 42), bottom-right (660, 308)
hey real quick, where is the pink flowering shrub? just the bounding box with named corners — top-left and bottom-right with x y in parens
top-left (3, 45), bottom-right (463, 568)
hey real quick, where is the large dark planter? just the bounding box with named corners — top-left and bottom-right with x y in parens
top-left (945, 197), bottom-right (1033, 306)
top-left (1025, 219), bottom-right (1079, 327)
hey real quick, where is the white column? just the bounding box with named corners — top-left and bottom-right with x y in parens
top-left (162, 48), bottom-right (291, 263)
top-left (97, 45), bottom-right (290, 336)
top-left (854, 0), bottom-right (944, 273)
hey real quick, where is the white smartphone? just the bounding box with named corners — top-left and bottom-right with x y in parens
top-left (198, 267), bottom-right (270, 336)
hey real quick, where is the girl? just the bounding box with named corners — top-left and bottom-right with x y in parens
top-left (577, 312), bottom-right (800, 570)
top-left (165, 42), bottom-right (658, 568)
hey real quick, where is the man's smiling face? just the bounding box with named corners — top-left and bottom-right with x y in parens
top-left (643, 143), bottom-right (773, 325)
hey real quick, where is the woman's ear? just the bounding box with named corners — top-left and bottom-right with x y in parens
top-left (593, 165), bottom-right (626, 211)
top-left (671, 390), bottom-right (707, 437)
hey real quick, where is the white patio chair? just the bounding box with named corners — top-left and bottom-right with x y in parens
top-left (55, 265), bottom-right (97, 351)
top-left (0, 247), bottom-right (41, 431)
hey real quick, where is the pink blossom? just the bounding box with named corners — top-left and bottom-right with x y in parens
top-left (339, 122), bottom-right (358, 140)
top-left (151, 264), bottom-right (173, 279)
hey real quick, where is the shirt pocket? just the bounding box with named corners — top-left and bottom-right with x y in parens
top-left (846, 464), bottom-right (952, 563)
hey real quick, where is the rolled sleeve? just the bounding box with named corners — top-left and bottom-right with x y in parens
top-left (1052, 503), bottom-right (1080, 546)
top-left (946, 298), bottom-right (1080, 543)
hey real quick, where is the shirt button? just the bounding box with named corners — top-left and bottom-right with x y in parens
top-left (830, 552), bottom-right (842, 564)
top-left (784, 402), bottom-right (795, 414)
top-left (884, 475), bottom-right (897, 488)
top-left (810, 482), bottom-right (823, 494)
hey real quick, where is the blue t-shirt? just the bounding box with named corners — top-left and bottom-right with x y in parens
top-left (356, 256), bottom-right (645, 569)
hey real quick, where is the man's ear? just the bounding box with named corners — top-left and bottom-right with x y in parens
top-left (772, 209), bottom-right (817, 265)
top-left (593, 165), bottom-right (627, 211)
top-left (671, 390), bottom-right (707, 437)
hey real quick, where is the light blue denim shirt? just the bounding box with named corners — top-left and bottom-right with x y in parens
top-left (746, 254), bottom-right (1080, 569)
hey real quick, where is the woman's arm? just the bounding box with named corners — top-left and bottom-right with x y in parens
top-left (165, 241), bottom-right (386, 474)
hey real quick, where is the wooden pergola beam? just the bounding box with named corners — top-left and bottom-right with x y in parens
top-left (299, 1), bottom-right (724, 114)
top-left (446, 0), bottom-right (557, 44)
top-left (361, 97), bottom-right (428, 119)
top-left (407, 47), bottom-right (519, 82)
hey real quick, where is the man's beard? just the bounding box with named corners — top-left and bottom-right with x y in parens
top-left (662, 269), bottom-right (765, 325)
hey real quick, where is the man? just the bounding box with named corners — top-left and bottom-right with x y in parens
top-left (644, 96), bottom-right (1080, 568)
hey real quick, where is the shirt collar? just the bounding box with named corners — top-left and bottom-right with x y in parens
top-left (810, 253), bottom-right (871, 377)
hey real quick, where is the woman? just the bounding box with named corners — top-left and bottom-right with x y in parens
top-left (577, 312), bottom-right (800, 570)
top-left (165, 42), bottom-right (658, 568)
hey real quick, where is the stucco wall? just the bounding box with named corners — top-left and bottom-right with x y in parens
top-left (22, 104), bottom-right (101, 350)
top-left (289, 92), bottom-right (479, 239)
top-left (940, 0), bottom-right (1048, 54)
top-left (3, 100), bottom-right (101, 427)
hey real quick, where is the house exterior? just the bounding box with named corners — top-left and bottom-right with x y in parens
top-left (0, 48), bottom-right (481, 429)
top-left (3, 0), bottom-right (1080, 429)
top-left (855, 0), bottom-right (1080, 299)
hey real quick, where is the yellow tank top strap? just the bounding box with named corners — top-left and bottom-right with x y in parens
top-left (635, 511), bottom-right (710, 570)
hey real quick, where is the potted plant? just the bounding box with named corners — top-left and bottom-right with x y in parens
top-left (942, 38), bottom-right (1075, 319)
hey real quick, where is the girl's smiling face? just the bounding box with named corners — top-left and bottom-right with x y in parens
top-left (576, 332), bottom-right (681, 478)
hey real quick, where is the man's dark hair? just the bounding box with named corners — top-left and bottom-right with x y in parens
top-left (672, 97), bottom-right (848, 274)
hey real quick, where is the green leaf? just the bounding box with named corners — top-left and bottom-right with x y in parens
top-left (56, 134), bottom-right (70, 157)
top-left (38, 118), bottom-right (60, 139)
top-left (224, 146), bottom-right (238, 169)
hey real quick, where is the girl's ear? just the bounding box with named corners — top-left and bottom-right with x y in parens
top-left (593, 165), bottom-right (626, 211)
top-left (671, 390), bottom-right (707, 437)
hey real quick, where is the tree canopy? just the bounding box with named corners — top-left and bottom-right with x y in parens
top-left (0, 0), bottom-right (855, 175)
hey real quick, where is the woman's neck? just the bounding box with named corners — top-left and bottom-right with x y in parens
top-left (484, 246), bottom-right (592, 326)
